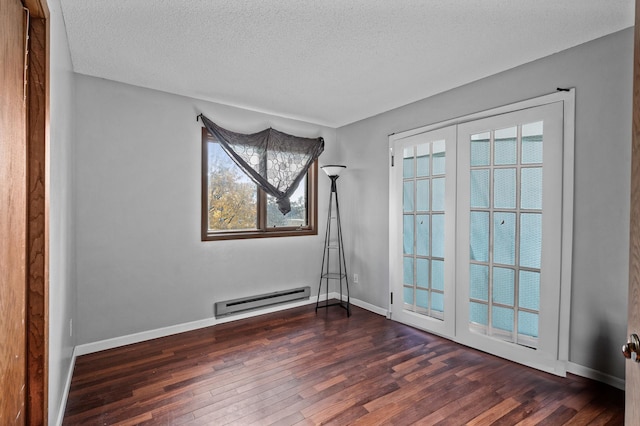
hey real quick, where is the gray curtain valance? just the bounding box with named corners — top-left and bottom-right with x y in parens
top-left (199, 114), bottom-right (324, 215)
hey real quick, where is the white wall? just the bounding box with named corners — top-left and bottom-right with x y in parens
top-left (48, 0), bottom-right (77, 423)
top-left (73, 76), bottom-right (337, 344)
top-left (337, 29), bottom-right (633, 380)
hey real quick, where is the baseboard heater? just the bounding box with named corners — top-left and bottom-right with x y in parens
top-left (215, 286), bottom-right (310, 317)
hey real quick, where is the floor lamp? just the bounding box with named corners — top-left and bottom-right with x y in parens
top-left (316, 165), bottom-right (351, 316)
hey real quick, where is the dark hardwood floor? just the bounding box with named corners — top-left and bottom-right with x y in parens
top-left (63, 303), bottom-right (624, 425)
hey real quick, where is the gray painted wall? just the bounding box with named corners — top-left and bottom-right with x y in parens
top-left (337, 28), bottom-right (633, 380)
top-left (48, 0), bottom-right (77, 423)
top-left (73, 76), bottom-right (338, 344)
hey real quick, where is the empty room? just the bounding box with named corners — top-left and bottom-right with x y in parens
top-left (2, 0), bottom-right (639, 424)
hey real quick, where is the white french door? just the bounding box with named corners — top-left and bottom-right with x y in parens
top-left (390, 96), bottom-right (572, 375)
top-left (456, 102), bottom-right (564, 373)
top-left (389, 126), bottom-right (457, 338)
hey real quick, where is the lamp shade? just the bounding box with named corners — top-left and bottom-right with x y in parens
top-left (321, 165), bottom-right (346, 177)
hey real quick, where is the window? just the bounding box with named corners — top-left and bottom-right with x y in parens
top-left (202, 128), bottom-right (317, 240)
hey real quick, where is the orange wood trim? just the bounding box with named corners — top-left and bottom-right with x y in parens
top-left (308, 160), bottom-right (318, 235)
top-left (23, 0), bottom-right (49, 19)
top-left (627, 1), bottom-right (640, 423)
top-left (0, 0), bottom-right (29, 422)
top-left (26, 14), bottom-right (49, 425)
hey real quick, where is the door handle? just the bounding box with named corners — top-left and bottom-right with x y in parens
top-left (622, 333), bottom-right (640, 362)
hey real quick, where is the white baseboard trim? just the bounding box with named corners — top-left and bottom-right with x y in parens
top-left (350, 297), bottom-right (388, 317)
top-left (75, 293), bottom-right (385, 356)
top-left (566, 361), bottom-right (625, 390)
top-left (55, 347), bottom-right (78, 426)
top-left (75, 295), bottom-right (328, 356)
top-left (75, 316), bottom-right (218, 356)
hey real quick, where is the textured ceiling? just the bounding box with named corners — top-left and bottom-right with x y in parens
top-left (60, 1), bottom-right (634, 127)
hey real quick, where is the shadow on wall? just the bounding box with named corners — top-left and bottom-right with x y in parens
top-left (585, 318), bottom-right (622, 378)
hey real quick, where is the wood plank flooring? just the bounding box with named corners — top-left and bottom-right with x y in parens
top-left (63, 303), bottom-right (624, 425)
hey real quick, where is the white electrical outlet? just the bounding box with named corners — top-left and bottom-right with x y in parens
top-left (353, 273), bottom-right (359, 283)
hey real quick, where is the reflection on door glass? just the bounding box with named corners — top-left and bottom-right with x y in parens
top-left (432, 178), bottom-right (445, 211)
top-left (417, 289), bottom-right (428, 309)
top-left (518, 311), bottom-right (539, 337)
top-left (470, 264), bottom-right (489, 301)
top-left (521, 168), bottom-right (542, 209)
top-left (403, 181), bottom-right (414, 212)
top-left (432, 140), bottom-right (446, 174)
top-left (493, 267), bottom-right (515, 306)
top-left (416, 215), bottom-right (429, 257)
top-left (519, 271), bottom-right (540, 310)
top-left (416, 180), bottom-right (430, 211)
top-left (417, 258), bottom-right (429, 287)
top-left (470, 211), bottom-right (489, 262)
top-left (432, 259), bottom-right (444, 291)
top-left (522, 121), bottom-right (543, 164)
top-left (403, 215), bottom-right (414, 255)
top-left (492, 306), bottom-right (514, 332)
top-left (471, 132), bottom-right (491, 166)
top-left (432, 292), bottom-right (444, 312)
top-left (520, 213), bottom-right (542, 269)
top-left (494, 168), bottom-right (517, 209)
top-left (494, 212), bottom-right (516, 265)
top-left (404, 257), bottom-right (414, 286)
top-left (403, 147), bottom-right (414, 178)
top-left (432, 214), bottom-right (445, 258)
top-left (470, 302), bottom-right (488, 326)
top-left (495, 127), bottom-right (517, 165)
top-left (416, 144), bottom-right (430, 177)
top-left (471, 169), bottom-right (490, 208)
